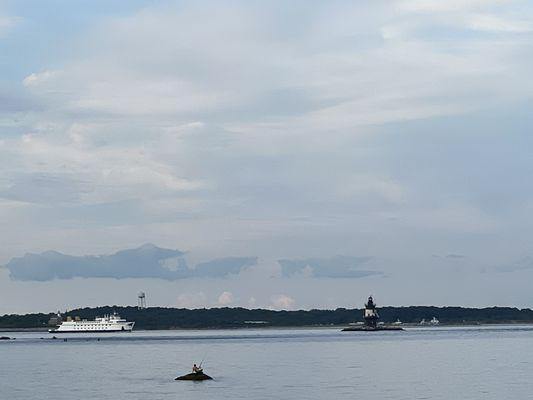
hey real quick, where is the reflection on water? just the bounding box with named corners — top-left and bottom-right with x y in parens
top-left (2, 326), bottom-right (533, 400)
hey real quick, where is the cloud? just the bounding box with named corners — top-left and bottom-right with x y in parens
top-left (446, 254), bottom-right (466, 259)
top-left (0, 131), bottom-right (203, 208)
top-left (468, 14), bottom-right (532, 33)
top-left (398, 206), bottom-right (498, 234)
top-left (0, 173), bottom-right (85, 205)
top-left (22, 70), bottom-right (57, 87)
top-left (398, 0), bottom-right (502, 13)
top-left (492, 257), bottom-right (533, 273)
top-left (270, 294), bottom-right (296, 310)
top-left (217, 291), bottom-right (234, 306)
top-left (1, 0), bottom-right (528, 233)
top-left (5, 244), bottom-right (186, 281)
top-left (0, 15), bottom-right (18, 37)
top-left (2, 0), bottom-right (531, 226)
top-left (20, 1), bottom-right (531, 129)
top-left (193, 257), bottom-right (257, 278)
top-left (4, 244), bottom-right (257, 281)
top-left (278, 256), bottom-right (379, 278)
top-left (177, 291), bottom-right (207, 308)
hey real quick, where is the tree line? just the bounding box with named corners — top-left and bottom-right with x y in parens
top-left (2, 305), bottom-right (533, 329)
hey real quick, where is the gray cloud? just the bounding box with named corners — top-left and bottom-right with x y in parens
top-left (492, 257), bottom-right (533, 273)
top-left (0, 173), bottom-right (86, 204)
top-left (193, 257), bottom-right (258, 278)
top-left (278, 256), bottom-right (378, 278)
top-left (5, 244), bottom-right (257, 281)
top-left (446, 254), bottom-right (466, 259)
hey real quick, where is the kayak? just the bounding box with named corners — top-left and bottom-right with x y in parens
top-left (175, 372), bottom-right (213, 381)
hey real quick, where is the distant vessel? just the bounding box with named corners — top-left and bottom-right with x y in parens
top-left (49, 312), bottom-right (135, 333)
top-left (420, 317), bottom-right (440, 326)
top-left (342, 296), bottom-right (403, 332)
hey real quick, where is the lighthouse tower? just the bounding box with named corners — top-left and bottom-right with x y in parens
top-left (342, 295), bottom-right (402, 331)
top-left (363, 296), bottom-right (379, 328)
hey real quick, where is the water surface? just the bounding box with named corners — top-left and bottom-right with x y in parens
top-left (2, 326), bottom-right (532, 399)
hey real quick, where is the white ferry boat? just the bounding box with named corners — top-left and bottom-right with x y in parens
top-left (49, 312), bottom-right (135, 333)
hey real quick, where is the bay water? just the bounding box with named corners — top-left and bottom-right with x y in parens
top-left (1, 326), bottom-right (532, 399)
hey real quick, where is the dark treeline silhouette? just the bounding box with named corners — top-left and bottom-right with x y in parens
top-left (2, 306), bottom-right (533, 329)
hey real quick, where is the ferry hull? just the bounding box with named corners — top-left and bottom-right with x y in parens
top-left (48, 328), bottom-right (134, 333)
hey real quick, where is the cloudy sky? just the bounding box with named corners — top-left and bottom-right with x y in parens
top-left (1, 0), bottom-right (533, 314)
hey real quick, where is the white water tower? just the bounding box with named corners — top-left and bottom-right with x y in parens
top-left (138, 292), bottom-right (146, 309)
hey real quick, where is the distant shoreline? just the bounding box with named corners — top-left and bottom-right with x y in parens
top-left (2, 305), bottom-right (533, 330)
top-left (3, 322), bottom-right (533, 333)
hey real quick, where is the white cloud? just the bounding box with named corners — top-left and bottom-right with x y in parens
top-left (0, 15), bottom-right (18, 37)
top-left (1, 128), bottom-right (203, 206)
top-left (22, 70), bottom-right (57, 87)
top-left (337, 175), bottom-right (406, 205)
top-left (270, 294), bottom-right (296, 310)
top-left (176, 292), bottom-right (207, 308)
top-left (468, 14), bottom-right (532, 33)
top-left (398, 0), bottom-right (505, 13)
top-left (20, 1), bottom-right (531, 132)
top-left (217, 291), bottom-right (234, 306)
top-left (4, 4), bottom-right (528, 208)
top-left (399, 205), bottom-right (499, 234)
top-left (67, 76), bottom-right (232, 117)
top-left (248, 296), bottom-right (257, 308)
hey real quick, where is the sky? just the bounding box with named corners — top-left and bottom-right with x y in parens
top-left (1, 0), bottom-right (533, 314)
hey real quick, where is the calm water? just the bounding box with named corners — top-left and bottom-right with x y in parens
top-left (1, 326), bottom-right (533, 399)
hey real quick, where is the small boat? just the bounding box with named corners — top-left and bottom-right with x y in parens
top-left (175, 371), bottom-right (213, 381)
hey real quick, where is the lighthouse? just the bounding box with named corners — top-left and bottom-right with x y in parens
top-left (342, 295), bottom-right (402, 331)
top-left (363, 296), bottom-right (379, 328)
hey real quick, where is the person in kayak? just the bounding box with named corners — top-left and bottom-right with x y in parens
top-left (192, 364), bottom-right (202, 374)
